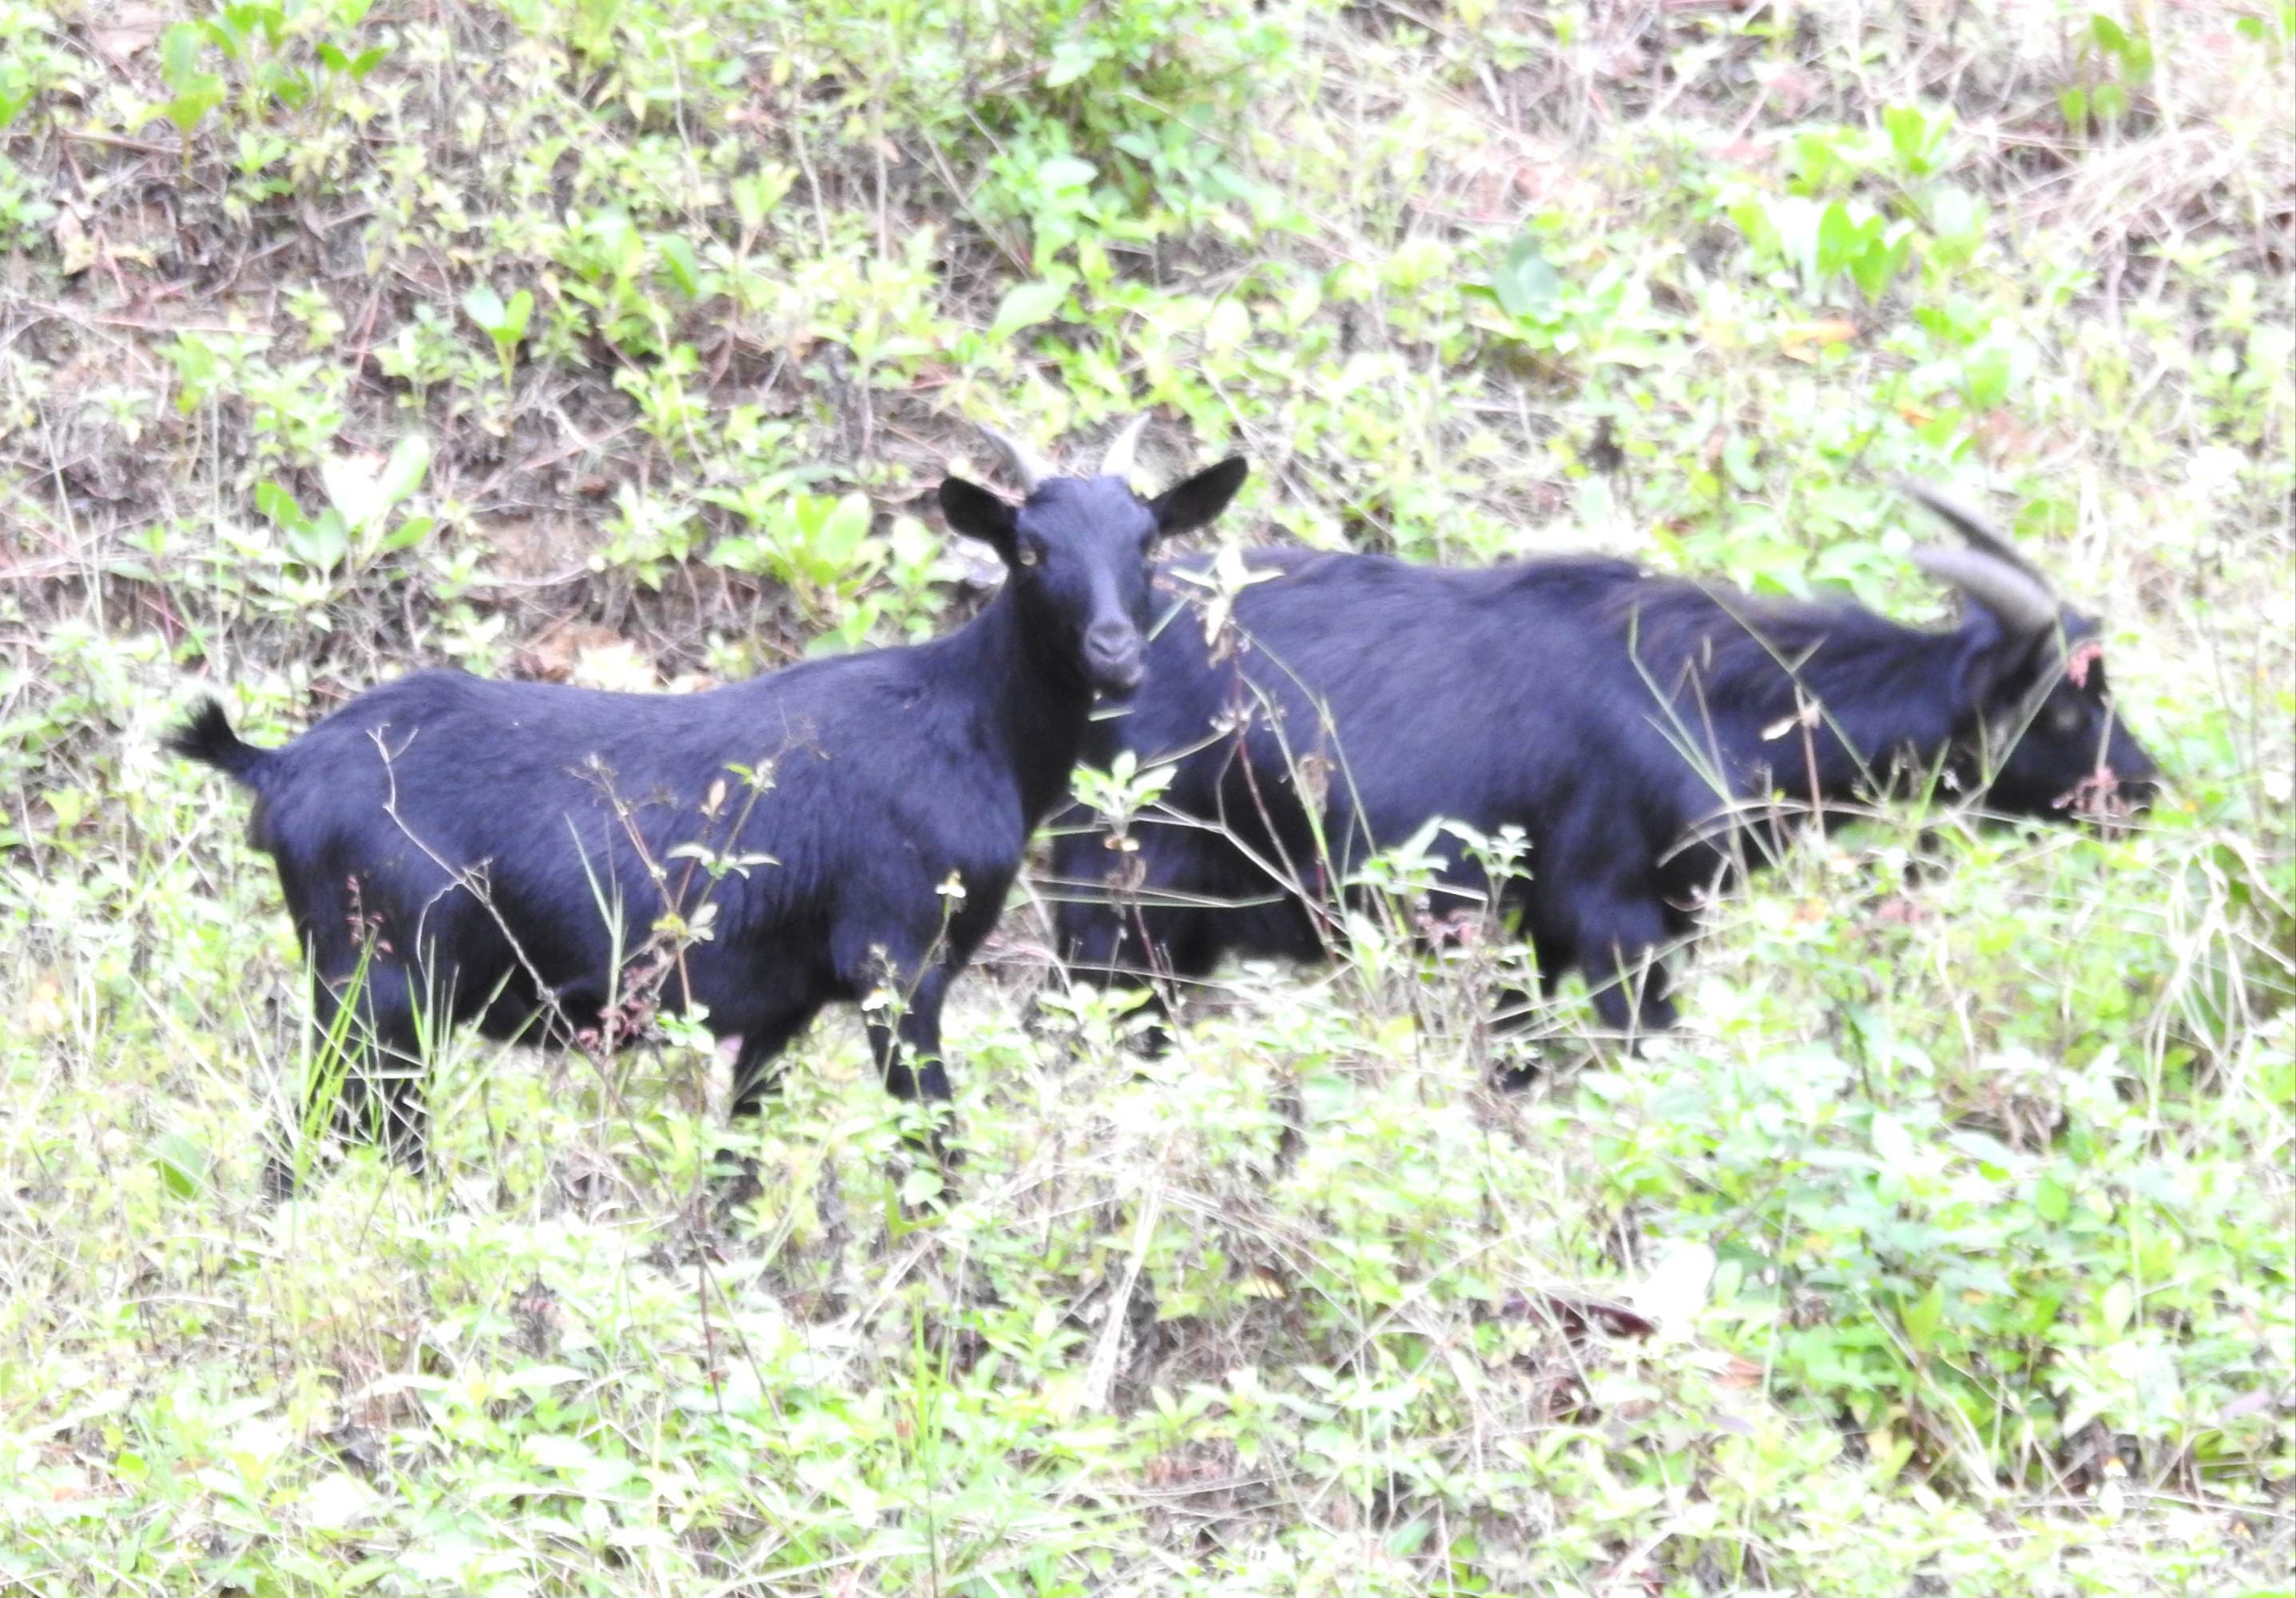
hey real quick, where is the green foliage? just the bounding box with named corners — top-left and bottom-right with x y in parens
top-left (255, 434), bottom-right (435, 574)
top-left (460, 283), bottom-right (534, 388)
top-left (2063, 10), bottom-right (2159, 134)
top-left (0, 0), bottom-right (2288, 1590)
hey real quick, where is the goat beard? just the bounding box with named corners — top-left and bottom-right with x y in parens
top-left (2054, 767), bottom-right (2139, 829)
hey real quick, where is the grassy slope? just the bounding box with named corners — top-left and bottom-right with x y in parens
top-left (1, 0), bottom-right (2291, 1592)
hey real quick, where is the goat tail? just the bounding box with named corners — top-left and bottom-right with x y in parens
top-left (167, 698), bottom-right (272, 786)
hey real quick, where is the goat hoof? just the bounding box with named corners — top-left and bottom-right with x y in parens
top-left (1491, 1049), bottom-right (1552, 1093)
top-left (261, 1152), bottom-right (302, 1205)
top-left (710, 1151), bottom-right (766, 1218)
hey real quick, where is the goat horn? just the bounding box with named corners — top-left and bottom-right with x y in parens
top-left (1895, 477), bottom-right (2052, 585)
top-left (977, 423), bottom-right (1057, 494)
top-left (1098, 413), bottom-right (1150, 481)
top-left (1910, 544), bottom-right (2061, 638)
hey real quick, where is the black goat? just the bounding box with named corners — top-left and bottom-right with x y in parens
top-left (1048, 482), bottom-right (2159, 1039)
top-left (173, 421), bottom-right (1248, 1175)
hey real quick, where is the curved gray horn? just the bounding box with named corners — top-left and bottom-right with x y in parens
top-left (1910, 544), bottom-right (2060, 638)
top-left (978, 423), bottom-right (1056, 494)
top-left (1098, 413), bottom-right (1150, 481)
top-left (1895, 476), bottom-right (2051, 584)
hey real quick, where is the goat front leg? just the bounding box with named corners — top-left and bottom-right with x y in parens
top-left (726, 1003), bottom-right (826, 1119)
top-left (860, 964), bottom-right (962, 1170)
top-left (866, 964), bottom-right (952, 1102)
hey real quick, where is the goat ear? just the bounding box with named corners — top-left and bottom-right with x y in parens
top-left (1956, 613), bottom-right (2058, 716)
top-left (939, 476), bottom-right (1019, 563)
top-left (1148, 457), bottom-right (1249, 540)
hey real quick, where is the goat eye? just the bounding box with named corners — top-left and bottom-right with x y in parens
top-left (1016, 544), bottom-right (1039, 567)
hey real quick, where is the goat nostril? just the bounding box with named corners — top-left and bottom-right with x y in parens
top-left (1083, 626), bottom-right (1142, 692)
top-left (1085, 622), bottom-right (1138, 661)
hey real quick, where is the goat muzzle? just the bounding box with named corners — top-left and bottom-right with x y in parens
top-left (1083, 622), bottom-right (1144, 695)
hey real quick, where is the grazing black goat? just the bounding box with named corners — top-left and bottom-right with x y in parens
top-left (173, 421), bottom-right (1249, 1175)
top-left (1048, 482), bottom-right (2159, 1039)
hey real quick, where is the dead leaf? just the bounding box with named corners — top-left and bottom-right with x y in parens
top-left (572, 638), bottom-right (660, 694)
top-left (92, 3), bottom-right (167, 58)
top-left (518, 622), bottom-right (625, 682)
top-left (1499, 1290), bottom-right (1658, 1342)
top-left (1780, 318), bottom-right (1860, 361)
top-left (54, 210), bottom-right (97, 276)
top-left (26, 976), bottom-right (66, 1037)
top-left (1629, 1241), bottom-right (1717, 1338)
top-left (483, 515), bottom-right (578, 578)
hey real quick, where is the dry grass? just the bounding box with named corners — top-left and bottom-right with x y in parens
top-left (0, 0), bottom-right (2290, 1592)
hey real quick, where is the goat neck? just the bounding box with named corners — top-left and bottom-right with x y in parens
top-left (935, 579), bottom-right (1100, 824)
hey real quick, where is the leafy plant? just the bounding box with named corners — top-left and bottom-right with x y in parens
top-left (706, 489), bottom-right (884, 626)
top-left (0, 0), bottom-right (2287, 1588)
top-left (254, 434), bottom-right (434, 573)
top-left (461, 281), bottom-right (534, 386)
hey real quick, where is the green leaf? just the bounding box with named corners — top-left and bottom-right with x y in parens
top-left (1043, 38), bottom-right (1105, 89)
top-left (1847, 231), bottom-right (1908, 301)
top-left (2033, 1174), bottom-right (2072, 1222)
top-left (1488, 234), bottom-right (1561, 322)
top-left (1815, 201), bottom-right (1859, 278)
top-left (987, 276), bottom-right (1072, 343)
top-left (161, 22), bottom-right (205, 90)
top-left (150, 1132), bottom-right (209, 1199)
top-left (730, 166), bottom-right (794, 232)
top-left (300, 1470), bottom-right (380, 1532)
top-left (1882, 105), bottom-right (1922, 172)
top-left (707, 535), bottom-right (762, 572)
top-left (657, 234), bottom-right (701, 297)
top-left (162, 84), bottom-right (222, 137)
top-left (1204, 296), bottom-right (1252, 351)
top-left (504, 1365), bottom-right (591, 1393)
top-left (254, 480), bottom-right (306, 530)
top-left (1960, 343), bottom-right (2012, 409)
top-left (900, 1165), bottom-right (944, 1207)
top-left (1925, 183), bottom-right (1988, 261)
top-left (288, 509), bottom-right (349, 570)
top-left (377, 434), bottom-right (431, 511)
top-left (1870, 1109), bottom-right (1917, 1173)
top-left (320, 454), bottom-right (382, 532)
top-left (1037, 155), bottom-right (1097, 193)
top-left (816, 492), bottom-right (874, 566)
top-left (1901, 1282), bottom-right (1945, 1352)
top-left (462, 282), bottom-right (506, 334)
top-left (526, 1433), bottom-right (598, 1473)
top-left (1770, 196), bottom-right (1825, 293)
top-left (379, 515), bottom-right (434, 552)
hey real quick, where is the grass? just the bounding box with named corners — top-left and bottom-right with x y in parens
top-left (2, 0), bottom-right (2292, 1592)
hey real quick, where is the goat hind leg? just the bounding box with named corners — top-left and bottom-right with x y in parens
top-left (270, 960), bottom-right (433, 1195)
top-left (1578, 898), bottom-right (1678, 1044)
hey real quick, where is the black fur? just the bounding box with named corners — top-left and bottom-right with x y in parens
top-left (1049, 528), bottom-right (2159, 1039)
top-left (173, 454), bottom-right (1247, 1175)
top-left (167, 698), bottom-right (268, 784)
